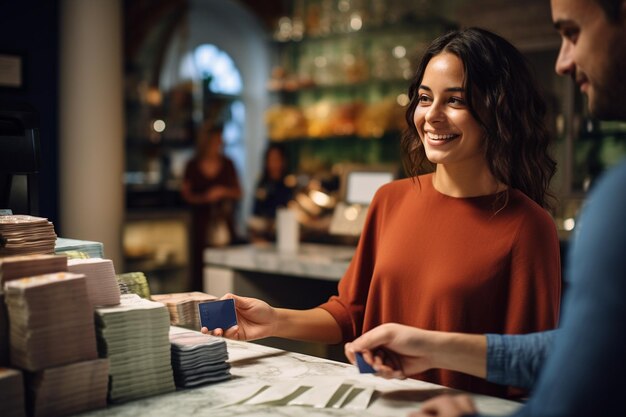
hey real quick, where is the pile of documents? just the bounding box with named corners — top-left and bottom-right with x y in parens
top-left (67, 258), bottom-right (121, 307)
top-left (0, 367), bottom-right (26, 417)
top-left (0, 293), bottom-right (9, 366)
top-left (4, 272), bottom-right (98, 371)
top-left (0, 254), bottom-right (68, 286)
top-left (25, 359), bottom-right (109, 417)
top-left (152, 292), bottom-right (217, 328)
top-left (169, 327), bottom-right (230, 388)
top-left (95, 294), bottom-right (175, 403)
top-left (116, 271), bottom-right (151, 299)
top-left (54, 237), bottom-right (104, 259)
top-left (0, 215), bottom-right (57, 256)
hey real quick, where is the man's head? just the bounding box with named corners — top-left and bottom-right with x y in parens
top-left (551, 0), bottom-right (626, 120)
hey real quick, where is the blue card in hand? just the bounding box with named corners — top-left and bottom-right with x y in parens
top-left (355, 351), bottom-right (376, 374)
top-left (198, 299), bottom-right (238, 330)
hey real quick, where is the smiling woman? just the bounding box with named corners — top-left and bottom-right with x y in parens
top-left (402, 28), bottom-right (556, 210)
top-left (200, 27), bottom-right (562, 400)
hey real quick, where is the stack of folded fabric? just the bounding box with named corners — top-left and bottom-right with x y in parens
top-left (0, 254), bottom-right (68, 285)
top-left (54, 237), bottom-right (104, 259)
top-left (4, 272), bottom-right (108, 416)
top-left (116, 272), bottom-right (151, 299)
top-left (67, 258), bottom-right (121, 307)
top-left (169, 326), bottom-right (230, 388)
top-left (0, 367), bottom-right (26, 417)
top-left (95, 294), bottom-right (175, 403)
top-left (0, 292), bottom-right (9, 366)
top-left (0, 254), bottom-right (69, 367)
top-left (152, 292), bottom-right (217, 328)
top-left (4, 272), bottom-right (98, 371)
top-left (0, 215), bottom-right (57, 256)
top-left (25, 359), bottom-right (109, 417)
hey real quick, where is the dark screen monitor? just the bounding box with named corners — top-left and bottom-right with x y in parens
top-left (0, 102), bottom-right (41, 215)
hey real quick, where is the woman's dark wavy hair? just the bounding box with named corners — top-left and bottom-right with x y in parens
top-left (400, 27), bottom-right (557, 210)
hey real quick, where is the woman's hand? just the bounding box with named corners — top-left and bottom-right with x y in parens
top-left (201, 293), bottom-right (277, 341)
top-left (409, 394), bottom-right (477, 417)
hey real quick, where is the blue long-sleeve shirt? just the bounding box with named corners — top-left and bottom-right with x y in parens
top-left (470, 160), bottom-right (626, 417)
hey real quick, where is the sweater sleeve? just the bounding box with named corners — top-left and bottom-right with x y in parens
top-left (317, 187), bottom-right (385, 341)
top-left (486, 331), bottom-right (557, 389)
top-left (510, 162), bottom-right (626, 417)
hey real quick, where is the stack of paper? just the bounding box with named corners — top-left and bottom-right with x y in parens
top-left (169, 327), bottom-right (230, 388)
top-left (54, 237), bottom-right (104, 259)
top-left (0, 367), bottom-right (26, 417)
top-left (67, 258), bottom-right (121, 307)
top-left (25, 358), bottom-right (109, 417)
top-left (0, 215), bottom-right (57, 256)
top-left (95, 294), bottom-right (175, 403)
top-left (0, 293), bottom-right (9, 366)
top-left (116, 272), bottom-right (151, 299)
top-left (152, 292), bottom-right (217, 328)
top-left (4, 272), bottom-right (98, 371)
top-left (0, 254), bottom-right (68, 285)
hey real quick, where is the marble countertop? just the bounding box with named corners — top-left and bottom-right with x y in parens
top-left (77, 336), bottom-right (521, 417)
top-left (204, 243), bottom-right (356, 282)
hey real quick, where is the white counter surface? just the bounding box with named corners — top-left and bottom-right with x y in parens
top-left (76, 334), bottom-right (521, 417)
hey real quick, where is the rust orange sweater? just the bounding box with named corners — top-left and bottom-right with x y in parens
top-left (319, 174), bottom-right (561, 397)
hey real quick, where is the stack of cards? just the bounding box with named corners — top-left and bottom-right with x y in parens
top-left (4, 272), bottom-right (98, 371)
top-left (94, 294), bottom-right (175, 403)
top-left (0, 367), bottom-right (26, 417)
top-left (116, 272), bottom-right (151, 299)
top-left (0, 293), bottom-right (9, 366)
top-left (67, 258), bottom-right (121, 307)
top-left (25, 358), bottom-right (109, 417)
top-left (152, 292), bottom-right (217, 328)
top-left (169, 327), bottom-right (230, 388)
top-left (0, 254), bottom-right (68, 285)
top-left (54, 237), bottom-right (104, 259)
top-left (0, 215), bottom-right (57, 256)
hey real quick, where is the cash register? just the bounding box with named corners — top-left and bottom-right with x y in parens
top-left (329, 164), bottom-right (396, 236)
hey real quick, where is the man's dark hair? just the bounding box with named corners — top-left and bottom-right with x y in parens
top-left (595, 0), bottom-right (623, 23)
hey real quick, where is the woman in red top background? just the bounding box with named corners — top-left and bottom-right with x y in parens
top-left (182, 122), bottom-right (242, 291)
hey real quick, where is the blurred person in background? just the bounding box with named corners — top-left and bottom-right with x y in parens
top-left (182, 122), bottom-right (241, 291)
top-left (248, 143), bottom-right (295, 242)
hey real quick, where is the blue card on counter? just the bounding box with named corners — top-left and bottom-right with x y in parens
top-left (198, 299), bottom-right (238, 330)
top-left (355, 352), bottom-right (376, 374)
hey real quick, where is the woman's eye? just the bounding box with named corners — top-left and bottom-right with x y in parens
top-left (418, 95), bottom-right (431, 104)
top-left (449, 97), bottom-right (466, 105)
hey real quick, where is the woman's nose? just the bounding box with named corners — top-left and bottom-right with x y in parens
top-left (425, 102), bottom-right (445, 123)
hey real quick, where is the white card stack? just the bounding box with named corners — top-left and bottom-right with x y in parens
top-left (95, 294), bottom-right (175, 403)
top-left (169, 327), bottom-right (230, 388)
top-left (0, 254), bottom-right (68, 285)
top-left (67, 258), bottom-right (121, 308)
top-left (0, 367), bottom-right (26, 417)
top-left (4, 272), bottom-right (98, 371)
top-left (25, 358), bottom-right (109, 417)
top-left (0, 215), bottom-right (57, 256)
top-left (152, 292), bottom-right (217, 328)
